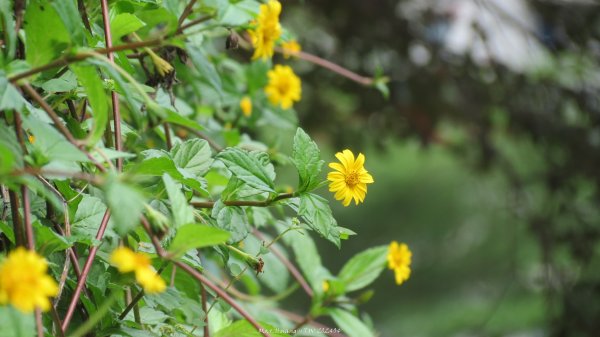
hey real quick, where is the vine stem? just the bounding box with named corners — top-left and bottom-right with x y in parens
top-left (61, 210), bottom-right (111, 332)
top-left (253, 230), bottom-right (314, 297)
top-left (100, 0), bottom-right (123, 171)
top-left (137, 218), bottom-right (272, 337)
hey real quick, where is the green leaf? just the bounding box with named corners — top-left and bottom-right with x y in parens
top-left (0, 77), bottom-right (25, 111)
top-left (0, 122), bottom-right (22, 170)
top-left (217, 148), bottom-right (275, 194)
top-left (171, 138), bottom-right (213, 177)
top-left (168, 224), bottom-right (230, 257)
top-left (71, 64), bottom-right (109, 145)
top-left (329, 308), bottom-right (375, 337)
top-left (72, 195), bottom-right (116, 243)
top-left (111, 13), bottom-right (146, 40)
top-left (34, 221), bottom-right (71, 254)
top-left (292, 128), bottom-right (324, 193)
top-left (51, 0), bottom-right (85, 42)
top-left (212, 201), bottom-right (250, 243)
top-left (281, 227), bottom-right (326, 290)
top-left (0, 306), bottom-right (35, 337)
top-left (163, 173), bottom-right (194, 227)
top-left (104, 177), bottom-right (145, 235)
top-left (338, 245), bottom-right (387, 292)
top-left (164, 109), bottom-right (205, 131)
top-left (0, 220), bottom-right (15, 244)
top-left (41, 71), bottom-right (78, 92)
top-left (0, 143), bottom-right (16, 174)
top-left (22, 114), bottom-right (89, 163)
top-left (24, 0), bottom-right (71, 67)
top-left (187, 43), bottom-right (223, 95)
top-left (297, 194), bottom-right (340, 247)
top-left (215, 320), bottom-right (289, 337)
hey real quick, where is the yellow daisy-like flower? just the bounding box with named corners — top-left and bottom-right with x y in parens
top-left (327, 149), bottom-right (374, 206)
top-left (147, 49), bottom-right (174, 77)
top-left (0, 247), bottom-right (59, 313)
top-left (264, 65), bottom-right (302, 109)
top-left (110, 247), bottom-right (166, 294)
top-left (387, 241), bottom-right (412, 285)
top-left (281, 39), bottom-right (301, 58)
top-left (240, 96), bottom-right (252, 117)
top-left (248, 0), bottom-right (282, 60)
top-left (322, 280), bottom-right (330, 292)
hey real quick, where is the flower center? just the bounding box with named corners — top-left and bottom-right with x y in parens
top-left (277, 79), bottom-right (290, 95)
top-left (345, 171), bottom-right (359, 187)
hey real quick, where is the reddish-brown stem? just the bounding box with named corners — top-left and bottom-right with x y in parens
top-left (178, 15), bottom-right (213, 34)
top-left (49, 306), bottom-right (65, 337)
top-left (253, 230), bottom-right (313, 297)
top-left (175, 262), bottom-right (272, 337)
top-left (8, 190), bottom-right (24, 247)
top-left (275, 47), bottom-right (374, 86)
top-left (9, 39), bottom-right (164, 84)
top-left (101, 0), bottom-right (123, 171)
top-left (61, 210), bottom-right (111, 332)
top-left (35, 309), bottom-right (43, 337)
top-left (21, 186), bottom-right (34, 249)
top-left (21, 83), bottom-right (78, 144)
top-left (138, 218), bottom-right (271, 337)
top-left (201, 283), bottom-right (210, 337)
top-left (164, 123), bottom-right (173, 150)
top-left (179, 125), bottom-right (223, 151)
top-left (178, 0), bottom-right (198, 28)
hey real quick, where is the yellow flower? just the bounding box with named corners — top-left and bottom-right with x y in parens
top-left (248, 0), bottom-right (282, 60)
top-left (387, 241), bottom-right (412, 285)
top-left (327, 150), bottom-right (374, 206)
top-left (110, 246), bottom-right (150, 273)
top-left (147, 48), bottom-right (173, 77)
top-left (322, 280), bottom-right (330, 292)
top-left (134, 267), bottom-right (166, 294)
top-left (240, 96), bottom-right (252, 117)
top-left (281, 40), bottom-right (301, 58)
top-left (0, 247), bottom-right (58, 313)
top-left (110, 247), bottom-right (166, 293)
top-left (264, 65), bottom-right (301, 109)
top-left (28, 134), bottom-right (35, 144)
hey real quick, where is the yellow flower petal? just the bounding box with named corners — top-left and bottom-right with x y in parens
top-left (135, 267), bottom-right (166, 294)
top-left (264, 65), bottom-right (301, 109)
top-left (387, 241), bottom-right (412, 286)
top-left (326, 149), bottom-right (374, 206)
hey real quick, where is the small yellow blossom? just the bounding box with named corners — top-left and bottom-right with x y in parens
top-left (387, 241), bottom-right (412, 285)
top-left (28, 134), bottom-right (35, 144)
top-left (248, 0), bottom-right (282, 60)
top-left (264, 65), bottom-right (301, 109)
top-left (0, 247), bottom-right (59, 313)
top-left (281, 40), bottom-right (301, 58)
top-left (110, 247), bottom-right (166, 294)
top-left (322, 280), bottom-right (330, 292)
top-left (147, 49), bottom-right (173, 77)
top-left (327, 149), bottom-right (374, 206)
top-left (240, 96), bottom-right (252, 117)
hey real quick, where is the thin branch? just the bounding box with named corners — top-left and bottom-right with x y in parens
top-left (178, 0), bottom-right (198, 28)
top-left (253, 230), bottom-right (313, 297)
top-left (191, 192), bottom-right (295, 208)
top-left (178, 125), bottom-right (224, 152)
top-left (201, 282), bottom-right (210, 337)
top-left (8, 190), bottom-right (24, 247)
top-left (21, 186), bottom-right (34, 249)
top-left (35, 309), bottom-right (43, 337)
top-left (178, 15), bottom-right (213, 34)
top-left (275, 47), bottom-right (374, 86)
top-left (275, 309), bottom-right (348, 337)
top-left (138, 218), bottom-right (272, 337)
top-left (101, 0), bottom-right (124, 171)
top-left (61, 210), bottom-right (112, 332)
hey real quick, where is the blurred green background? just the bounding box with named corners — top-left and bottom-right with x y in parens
top-left (273, 0), bottom-right (600, 336)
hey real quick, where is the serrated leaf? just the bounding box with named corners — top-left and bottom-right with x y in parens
top-left (281, 227), bottom-right (327, 290)
top-left (217, 148), bottom-right (275, 194)
top-left (163, 173), bottom-right (194, 227)
top-left (212, 201), bottom-right (250, 243)
top-left (297, 193), bottom-right (341, 247)
top-left (131, 155), bottom-right (207, 195)
top-left (72, 195), bottom-right (118, 243)
top-left (168, 224), bottom-right (230, 257)
top-left (171, 138), bottom-right (213, 176)
top-left (34, 221), bottom-right (71, 254)
top-left (22, 114), bottom-right (89, 163)
top-left (71, 64), bottom-right (108, 145)
top-left (338, 245), bottom-right (387, 292)
top-left (292, 128), bottom-right (324, 192)
top-left (329, 308), bottom-right (375, 337)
